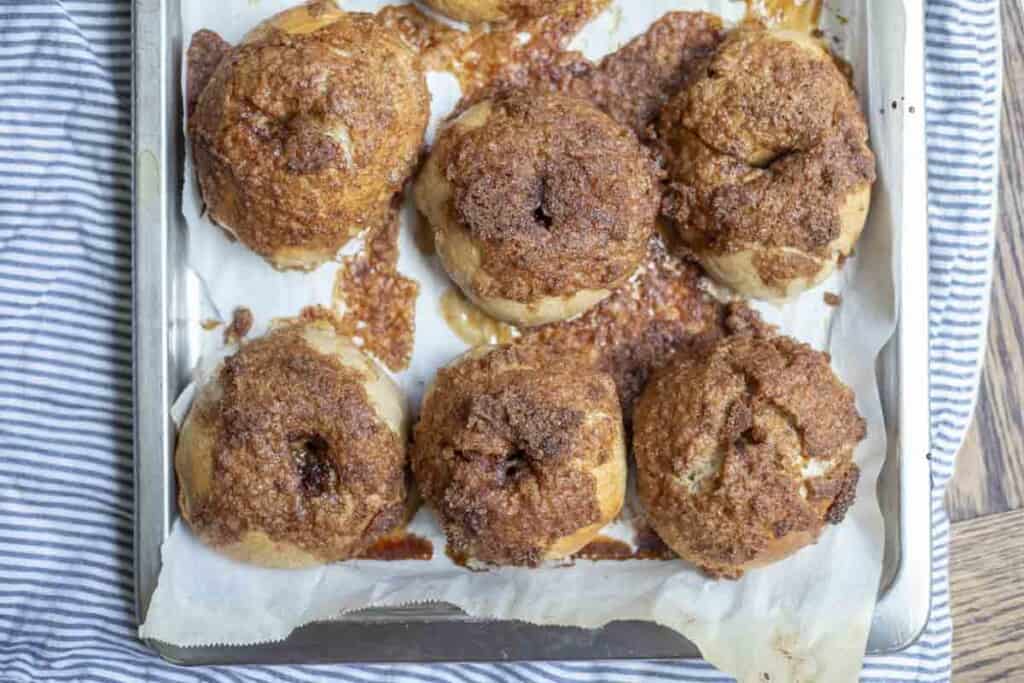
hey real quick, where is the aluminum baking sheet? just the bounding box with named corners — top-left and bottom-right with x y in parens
top-left (132, 0), bottom-right (932, 664)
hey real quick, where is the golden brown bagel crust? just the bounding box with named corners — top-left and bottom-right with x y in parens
top-left (175, 322), bottom-right (409, 568)
top-left (412, 345), bottom-right (627, 566)
top-left (658, 23), bottom-right (876, 300)
top-left (633, 333), bottom-right (865, 579)
top-left (416, 92), bottom-right (658, 321)
top-left (189, 11), bottom-right (429, 270)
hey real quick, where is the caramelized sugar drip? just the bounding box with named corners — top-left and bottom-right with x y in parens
top-left (572, 531), bottom-right (677, 561)
top-left (633, 523), bottom-right (677, 560)
top-left (359, 532), bottom-right (434, 561)
top-left (566, 10), bottom-right (725, 135)
top-left (573, 536), bottom-right (634, 561)
top-left (327, 212), bottom-right (419, 372)
top-left (451, 0), bottom-right (611, 98)
top-left (514, 237), bottom-right (725, 418)
top-left (473, 10), bottom-right (726, 136)
top-left (376, 4), bottom-right (469, 73)
top-left (440, 288), bottom-right (520, 347)
top-left (377, 0), bottom-right (610, 101)
top-left (411, 209), bottom-right (436, 256)
top-left (745, 0), bottom-right (823, 32)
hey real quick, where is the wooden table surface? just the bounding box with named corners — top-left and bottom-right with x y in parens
top-left (945, 0), bottom-right (1024, 679)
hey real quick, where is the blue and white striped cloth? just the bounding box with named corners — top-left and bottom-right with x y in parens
top-left (0, 0), bottom-right (1000, 680)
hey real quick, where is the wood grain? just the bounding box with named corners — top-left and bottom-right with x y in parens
top-left (945, 0), bottom-right (1024, 524)
top-left (947, 0), bottom-right (1024, 677)
top-left (951, 509), bottom-right (1024, 681)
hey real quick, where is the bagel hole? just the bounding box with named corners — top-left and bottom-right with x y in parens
top-left (683, 449), bottom-right (725, 493)
top-left (533, 180), bottom-right (553, 229)
top-left (290, 434), bottom-right (336, 496)
top-left (502, 449), bottom-right (529, 482)
top-left (532, 205), bottom-right (553, 229)
top-left (742, 425), bottom-right (768, 444)
top-left (751, 147), bottom-right (796, 170)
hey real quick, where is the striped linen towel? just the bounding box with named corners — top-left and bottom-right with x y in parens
top-left (0, 0), bottom-right (1000, 680)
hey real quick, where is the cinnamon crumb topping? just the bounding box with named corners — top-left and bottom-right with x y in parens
top-left (183, 323), bottom-right (408, 561)
top-left (413, 345), bottom-right (621, 565)
top-left (439, 92), bottom-right (659, 301)
top-left (634, 333), bottom-right (866, 578)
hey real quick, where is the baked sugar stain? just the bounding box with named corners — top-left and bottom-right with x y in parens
top-left (360, 532), bottom-right (434, 561)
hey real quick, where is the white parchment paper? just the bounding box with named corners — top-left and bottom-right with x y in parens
top-left (141, 2), bottom-right (902, 680)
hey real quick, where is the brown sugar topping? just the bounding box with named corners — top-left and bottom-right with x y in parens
top-left (657, 23), bottom-right (876, 267)
top-left (439, 92), bottom-right (659, 301)
top-left (502, 0), bottom-right (563, 18)
top-left (185, 29), bottom-right (230, 119)
top-left (413, 346), bottom-right (620, 565)
top-left (188, 13), bottom-right (428, 265)
top-left (462, 385), bottom-right (584, 462)
top-left (675, 24), bottom-right (853, 163)
top-left (810, 462), bottom-right (860, 525)
top-left (187, 324), bottom-right (407, 560)
top-left (633, 333), bottom-right (866, 578)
